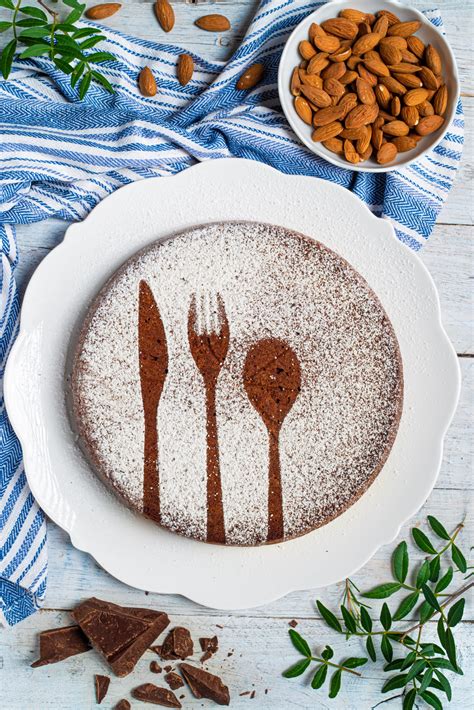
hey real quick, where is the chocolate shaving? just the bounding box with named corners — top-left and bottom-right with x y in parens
top-left (180, 663), bottom-right (230, 706)
top-left (288, 619), bottom-right (298, 628)
top-left (164, 665), bottom-right (172, 673)
top-left (165, 672), bottom-right (184, 690)
top-left (31, 625), bottom-right (91, 668)
top-left (150, 660), bottom-right (162, 673)
top-left (159, 627), bottom-right (193, 661)
top-left (250, 690), bottom-right (256, 699)
top-left (114, 701), bottom-right (130, 710)
top-left (71, 598), bottom-right (169, 677)
top-left (132, 683), bottom-right (182, 708)
top-left (95, 674), bottom-right (110, 704)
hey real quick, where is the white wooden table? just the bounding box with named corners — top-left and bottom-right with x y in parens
top-left (1, 2), bottom-right (473, 708)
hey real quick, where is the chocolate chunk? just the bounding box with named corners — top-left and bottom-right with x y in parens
top-left (165, 672), bottom-right (184, 690)
top-left (95, 674), bottom-right (110, 704)
top-left (151, 645), bottom-right (162, 655)
top-left (288, 619), bottom-right (298, 628)
top-left (31, 625), bottom-right (91, 667)
top-left (164, 665), bottom-right (172, 673)
top-left (132, 683), bottom-right (181, 708)
top-left (199, 636), bottom-right (218, 662)
top-left (71, 598), bottom-right (169, 677)
top-left (159, 627), bottom-right (193, 661)
top-left (180, 663), bottom-right (230, 706)
top-left (150, 660), bottom-right (162, 673)
top-left (250, 690), bottom-right (256, 699)
top-left (114, 701), bottom-right (130, 710)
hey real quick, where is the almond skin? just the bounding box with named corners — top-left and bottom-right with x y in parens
top-left (236, 63), bottom-right (264, 90)
top-left (300, 72), bottom-right (323, 89)
top-left (294, 96), bottom-right (313, 125)
top-left (379, 43), bottom-right (402, 66)
top-left (177, 54), bottom-right (194, 86)
top-left (415, 114), bottom-right (445, 135)
top-left (85, 2), bottom-right (121, 19)
top-left (377, 142), bottom-right (398, 163)
top-left (138, 66), bottom-right (157, 97)
top-left (380, 76), bottom-right (407, 95)
top-left (312, 121), bottom-right (344, 142)
top-left (372, 15), bottom-right (389, 38)
top-left (154, 0), bottom-right (174, 32)
top-left (195, 14), bottom-right (231, 32)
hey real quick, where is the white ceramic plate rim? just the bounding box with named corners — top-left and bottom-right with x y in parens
top-left (5, 159), bottom-right (460, 609)
top-left (278, 0), bottom-right (460, 173)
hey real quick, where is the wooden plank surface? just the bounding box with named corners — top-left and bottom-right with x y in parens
top-left (2, 1), bottom-right (473, 708)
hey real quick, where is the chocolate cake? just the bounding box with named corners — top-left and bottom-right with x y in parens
top-left (70, 221), bottom-right (403, 545)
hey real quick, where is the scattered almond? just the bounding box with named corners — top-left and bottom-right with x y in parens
top-left (85, 2), bottom-right (121, 19)
top-left (138, 66), bottom-right (157, 97)
top-left (154, 0), bottom-right (174, 32)
top-left (391, 96), bottom-right (401, 116)
top-left (236, 63), bottom-right (264, 90)
top-left (195, 14), bottom-right (230, 32)
top-left (177, 54), bottom-right (194, 86)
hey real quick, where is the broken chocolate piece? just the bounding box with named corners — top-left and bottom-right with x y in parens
top-left (288, 619), bottom-right (298, 628)
top-left (199, 636), bottom-right (218, 662)
top-left (164, 665), bottom-right (172, 673)
top-left (150, 660), bottom-right (162, 673)
top-left (180, 663), bottom-right (230, 706)
top-left (95, 674), bottom-right (110, 704)
top-left (132, 683), bottom-right (181, 708)
top-left (165, 672), bottom-right (184, 690)
top-left (31, 625), bottom-right (91, 668)
top-left (71, 598), bottom-right (169, 677)
top-left (159, 627), bottom-right (193, 661)
top-left (250, 690), bottom-right (256, 699)
top-left (114, 701), bottom-right (130, 710)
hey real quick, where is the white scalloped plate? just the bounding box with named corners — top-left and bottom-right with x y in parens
top-left (4, 159), bottom-right (460, 609)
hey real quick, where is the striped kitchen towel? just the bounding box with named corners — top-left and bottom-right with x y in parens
top-left (0, 1), bottom-right (464, 625)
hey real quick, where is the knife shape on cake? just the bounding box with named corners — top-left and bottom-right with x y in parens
top-left (243, 339), bottom-right (301, 542)
top-left (138, 280), bottom-right (168, 523)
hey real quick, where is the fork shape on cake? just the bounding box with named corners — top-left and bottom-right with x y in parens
top-left (188, 292), bottom-right (230, 544)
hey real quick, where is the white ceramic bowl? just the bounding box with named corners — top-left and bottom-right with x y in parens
top-left (278, 0), bottom-right (460, 172)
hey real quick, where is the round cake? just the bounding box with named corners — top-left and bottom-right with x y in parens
top-left (70, 221), bottom-right (403, 546)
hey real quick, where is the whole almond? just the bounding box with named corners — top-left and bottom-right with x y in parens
top-left (356, 125), bottom-right (372, 153)
top-left (177, 54), bottom-right (194, 86)
top-left (324, 78), bottom-right (345, 98)
top-left (312, 121), bottom-right (343, 141)
top-left (314, 33), bottom-right (341, 54)
top-left (322, 61), bottom-right (346, 80)
top-left (356, 77), bottom-right (376, 105)
top-left (340, 70), bottom-right (358, 85)
top-left (309, 22), bottom-right (324, 43)
top-left (236, 63), bottom-right (264, 90)
top-left (300, 85), bottom-right (332, 108)
top-left (347, 55), bottom-right (362, 70)
top-left (352, 33), bottom-right (382, 55)
top-left (307, 52), bottom-right (330, 75)
top-left (375, 83), bottom-right (391, 109)
top-left (321, 18), bottom-right (359, 40)
top-left (388, 63), bottom-right (422, 74)
top-left (299, 41), bottom-right (316, 60)
top-left (290, 67), bottom-right (301, 96)
top-left (372, 126), bottom-right (384, 150)
top-left (340, 126), bottom-right (367, 140)
top-left (360, 143), bottom-right (373, 161)
top-left (433, 85), bottom-right (448, 116)
top-left (404, 88), bottom-right (429, 106)
top-left (154, 0), bottom-right (174, 32)
top-left (400, 49), bottom-right (419, 64)
top-left (338, 92), bottom-right (358, 117)
top-left (380, 43), bottom-right (402, 65)
top-left (377, 142), bottom-right (398, 163)
top-left (357, 21), bottom-right (372, 37)
top-left (401, 106), bottom-right (419, 127)
top-left (364, 58), bottom-right (390, 77)
top-left (138, 66), bottom-right (157, 96)
top-left (419, 66), bottom-right (439, 90)
top-left (407, 35), bottom-right (425, 58)
top-left (294, 96), bottom-right (313, 125)
top-left (418, 100), bottom-right (435, 117)
top-left (358, 64), bottom-right (378, 87)
top-left (415, 114), bottom-right (444, 135)
top-left (377, 10), bottom-right (400, 25)
top-left (393, 72), bottom-right (422, 89)
top-left (388, 21), bottom-right (421, 38)
top-left (329, 45), bottom-right (352, 63)
top-left (365, 50), bottom-right (382, 63)
top-left (312, 104), bottom-right (345, 126)
top-left (322, 136), bottom-right (344, 153)
top-left (382, 120), bottom-right (409, 136)
top-left (301, 72), bottom-right (323, 89)
top-left (345, 103), bottom-right (379, 128)
top-left (391, 96), bottom-right (401, 116)
top-left (344, 139), bottom-right (360, 164)
top-left (85, 2), bottom-right (121, 19)
top-left (340, 9), bottom-right (367, 23)
top-left (392, 135), bottom-right (418, 152)
top-left (380, 36), bottom-right (407, 51)
top-left (195, 14), bottom-right (230, 32)
top-left (372, 15), bottom-right (389, 38)
top-left (425, 44), bottom-right (442, 75)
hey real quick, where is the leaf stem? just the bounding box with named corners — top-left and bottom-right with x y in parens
top-left (37, 0), bottom-right (58, 20)
top-left (400, 580), bottom-right (473, 641)
top-left (12, 0), bottom-right (22, 40)
top-left (309, 656), bottom-right (363, 677)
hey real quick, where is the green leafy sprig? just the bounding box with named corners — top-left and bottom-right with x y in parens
top-left (283, 516), bottom-right (472, 708)
top-left (0, 0), bottom-right (115, 97)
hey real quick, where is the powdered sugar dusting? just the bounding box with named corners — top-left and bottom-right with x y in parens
top-left (71, 222), bottom-right (403, 545)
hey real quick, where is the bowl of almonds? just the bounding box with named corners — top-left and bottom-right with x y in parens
top-left (278, 0), bottom-right (460, 171)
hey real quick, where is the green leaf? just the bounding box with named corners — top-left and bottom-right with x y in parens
top-left (430, 657), bottom-right (462, 674)
top-left (19, 43), bottom-right (51, 59)
top-left (384, 659), bottom-right (404, 672)
top-left (447, 598), bottom-right (465, 627)
top-left (79, 35), bottom-right (106, 50)
top-left (65, 7), bottom-right (84, 24)
top-left (316, 601), bottom-right (342, 633)
top-left (393, 592), bottom-right (419, 621)
top-left (70, 60), bottom-right (84, 88)
top-left (342, 657), bottom-right (367, 669)
top-left (360, 606), bottom-right (372, 632)
top-left (400, 650), bottom-right (417, 670)
top-left (55, 23), bottom-right (78, 33)
top-left (366, 636), bottom-right (376, 662)
top-left (341, 606), bottom-right (357, 634)
top-left (437, 617), bottom-right (447, 648)
top-left (422, 584), bottom-right (441, 612)
top-left (0, 21), bottom-right (12, 33)
top-left (380, 603), bottom-right (392, 631)
top-left (443, 627), bottom-right (457, 668)
top-left (381, 636), bottom-right (393, 663)
top-left (412, 528), bottom-right (437, 554)
top-left (419, 600), bottom-right (435, 623)
top-left (72, 27), bottom-right (103, 39)
top-left (420, 690), bottom-right (443, 710)
top-left (428, 516), bottom-right (450, 541)
top-left (328, 670), bottom-right (342, 699)
top-left (419, 668), bottom-right (434, 694)
top-left (403, 688), bottom-right (416, 710)
top-left (53, 57), bottom-right (73, 74)
top-left (451, 544), bottom-right (467, 573)
top-left (19, 26), bottom-right (51, 38)
top-left (393, 541), bottom-right (409, 583)
top-left (381, 673), bottom-right (408, 692)
top-left (433, 670), bottom-right (452, 701)
top-left (288, 629), bottom-right (311, 658)
top-left (16, 17), bottom-right (48, 27)
top-left (311, 664), bottom-right (327, 689)
top-left (435, 567), bottom-right (453, 594)
top-left (283, 657), bottom-right (311, 678)
top-left (405, 658), bottom-right (427, 682)
top-left (416, 560), bottom-right (431, 588)
top-left (19, 6), bottom-right (48, 20)
top-left (85, 51), bottom-right (116, 64)
top-left (0, 38), bottom-right (16, 79)
top-left (321, 645), bottom-right (334, 661)
top-left (429, 555), bottom-right (441, 583)
top-left (363, 582), bottom-right (401, 599)
top-left (0, 0), bottom-right (15, 9)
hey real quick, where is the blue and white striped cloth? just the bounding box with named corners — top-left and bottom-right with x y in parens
top-left (0, 1), bottom-right (464, 625)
